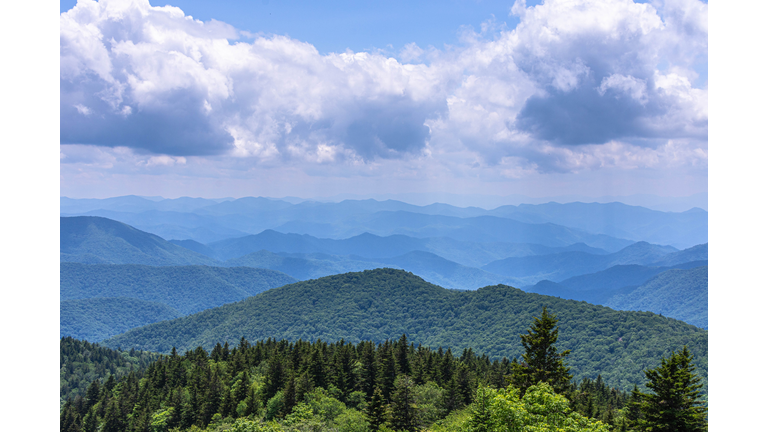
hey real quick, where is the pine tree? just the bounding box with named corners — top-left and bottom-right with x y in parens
top-left (508, 306), bottom-right (572, 394)
top-left (367, 386), bottom-right (387, 431)
top-left (389, 375), bottom-right (417, 432)
top-left (466, 385), bottom-right (494, 432)
top-left (632, 347), bottom-right (707, 432)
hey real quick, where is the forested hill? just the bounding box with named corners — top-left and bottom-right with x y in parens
top-left (61, 216), bottom-right (218, 266)
top-left (104, 268), bottom-right (707, 393)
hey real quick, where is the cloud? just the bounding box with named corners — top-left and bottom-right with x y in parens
top-left (60, 0), bottom-right (707, 177)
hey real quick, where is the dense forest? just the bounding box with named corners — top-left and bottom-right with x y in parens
top-left (60, 309), bottom-right (706, 431)
top-left (103, 269), bottom-right (707, 394)
top-left (60, 337), bottom-right (162, 406)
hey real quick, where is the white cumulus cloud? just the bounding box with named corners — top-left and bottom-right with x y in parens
top-left (60, 0), bottom-right (707, 178)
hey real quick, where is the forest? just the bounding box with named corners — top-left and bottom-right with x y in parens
top-left (60, 308), bottom-right (706, 432)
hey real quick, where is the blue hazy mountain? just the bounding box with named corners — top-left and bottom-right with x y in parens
top-left (482, 241), bottom-right (690, 285)
top-left (61, 209), bottom-right (250, 244)
top-left (650, 243), bottom-right (708, 267)
top-left (373, 250), bottom-right (522, 290)
top-left (524, 263), bottom-right (708, 328)
top-left (223, 250), bottom-right (389, 281)
top-left (605, 266), bottom-right (708, 328)
top-left (60, 216), bottom-right (220, 266)
top-left (488, 201), bottom-right (707, 249)
top-left (271, 211), bottom-right (634, 251)
top-left (205, 229), bottom-right (609, 267)
top-left (61, 196), bottom-right (706, 249)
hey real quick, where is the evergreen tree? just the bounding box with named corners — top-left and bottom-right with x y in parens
top-left (466, 385), bottom-right (494, 432)
top-left (389, 375), bottom-right (417, 432)
top-left (508, 307), bottom-right (572, 394)
top-left (632, 347), bottom-right (707, 432)
top-left (367, 386), bottom-right (387, 431)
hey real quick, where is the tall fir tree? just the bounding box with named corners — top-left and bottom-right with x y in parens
top-left (389, 375), bottom-right (417, 432)
top-left (631, 347), bottom-right (707, 432)
top-left (508, 306), bottom-right (572, 394)
top-left (367, 386), bottom-right (388, 431)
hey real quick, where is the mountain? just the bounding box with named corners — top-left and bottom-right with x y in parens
top-left (482, 241), bottom-right (682, 284)
top-left (224, 250), bottom-right (389, 281)
top-left (272, 211), bottom-right (634, 251)
top-left (206, 229), bottom-right (610, 268)
top-left (60, 262), bottom-right (297, 315)
top-left (488, 201), bottom-right (707, 249)
top-left (557, 264), bottom-right (674, 292)
top-left (61, 297), bottom-right (182, 342)
top-left (168, 239), bottom-right (218, 258)
top-left (62, 196), bottom-right (706, 249)
top-left (60, 216), bottom-right (220, 266)
top-left (102, 268), bottom-right (707, 392)
top-left (374, 250), bottom-right (520, 290)
top-left (525, 263), bottom-right (708, 328)
top-left (605, 266), bottom-right (708, 329)
top-left (61, 210), bottom-right (250, 244)
top-left (224, 249), bottom-right (515, 290)
top-left (650, 243), bottom-right (708, 267)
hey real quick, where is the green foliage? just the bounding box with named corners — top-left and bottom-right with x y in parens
top-left (464, 383), bottom-right (610, 432)
top-left (630, 347), bottom-right (707, 431)
top-left (61, 262), bottom-right (297, 316)
top-left (103, 269), bottom-right (707, 393)
top-left (508, 307), bottom-right (572, 394)
top-left (64, 334), bottom-right (709, 432)
top-left (59, 336), bottom-right (161, 406)
top-left (61, 297), bottom-right (182, 342)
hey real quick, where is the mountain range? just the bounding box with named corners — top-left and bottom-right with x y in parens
top-left (61, 195), bottom-right (707, 249)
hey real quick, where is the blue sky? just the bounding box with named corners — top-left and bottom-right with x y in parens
top-left (59, 0), bottom-right (708, 201)
top-left (60, 0), bottom-right (533, 55)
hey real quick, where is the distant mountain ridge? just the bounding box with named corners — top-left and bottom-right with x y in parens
top-left (205, 229), bottom-right (610, 267)
top-left (524, 263), bottom-right (708, 328)
top-left (481, 241), bottom-right (693, 285)
top-left (61, 216), bottom-right (706, 291)
top-left (61, 195), bottom-right (707, 248)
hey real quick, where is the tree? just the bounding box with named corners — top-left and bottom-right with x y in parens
top-left (389, 375), bottom-right (417, 431)
top-left (631, 346), bottom-right (707, 432)
top-left (366, 387), bottom-right (387, 431)
top-left (508, 307), bottom-right (572, 394)
top-left (466, 382), bottom-right (610, 432)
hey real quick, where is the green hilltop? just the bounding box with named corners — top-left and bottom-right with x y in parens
top-left (103, 268), bottom-right (707, 393)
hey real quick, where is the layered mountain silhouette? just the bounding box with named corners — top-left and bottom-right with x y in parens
top-left (61, 196), bottom-right (707, 249)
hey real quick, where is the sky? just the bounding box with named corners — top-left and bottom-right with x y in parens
top-left (59, 0), bottom-right (709, 201)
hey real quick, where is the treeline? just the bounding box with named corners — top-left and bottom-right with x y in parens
top-left (60, 334), bottom-right (627, 432)
top-left (60, 337), bottom-right (161, 406)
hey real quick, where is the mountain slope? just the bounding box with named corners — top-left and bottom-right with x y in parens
top-left (103, 268), bottom-right (707, 392)
top-left (650, 243), bottom-right (708, 267)
top-left (60, 216), bottom-right (219, 266)
top-left (482, 241), bottom-right (683, 284)
top-left (60, 262), bottom-right (297, 315)
top-left (61, 297), bottom-right (182, 342)
top-left (206, 229), bottom-right (610, 268)
top-left (605, 266), bottom-right (708, 329)
top-left (224, 250), bottom-right (389, 281)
